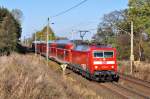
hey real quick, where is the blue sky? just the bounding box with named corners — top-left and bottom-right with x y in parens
top-left (0, 0), bottom-right (128, 40)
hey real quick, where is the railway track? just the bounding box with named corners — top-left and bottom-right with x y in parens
top-left (66, 67), bottom-right (150, 98)
top-left (94, 72), bottom-right (150, 99)
top-left (101, 83), bottom-right (138, 99)
top-left (100, 82), bottom-right (149, 99)
top-left (118, 73), bottom-right (150, 98)
top-left (65, 65), bottom-right (150, 98)
top-left (119, 73), bottom-right (150, 89)
top-left (99, 83), bottom-right (129, 99)
top-left (65, 69), bottom-right (129, 99)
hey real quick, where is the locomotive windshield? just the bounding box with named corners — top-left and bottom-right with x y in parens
top-left (104, 51), bottom-right (113, 58)
top-left (93, 51), bottom-right (103, 58)
top-left (93, 51), bottom-right (114, 58)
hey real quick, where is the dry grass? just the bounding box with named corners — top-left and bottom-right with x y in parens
top-left (0, 53), bottom-right (102, 99)
top-left (118, 61), bottom-right (150, 81)
top-left (0, 53), bottom-right (63, 99)
top-left (134, 61), bottom-right (150, 81)
top-left (1, 53), bottom-right (149, 99)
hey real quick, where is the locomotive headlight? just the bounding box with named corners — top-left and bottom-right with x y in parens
top-left (111, 66), bottom-right (114, 69)
top-left (95, 66), bottom-right (98, 69)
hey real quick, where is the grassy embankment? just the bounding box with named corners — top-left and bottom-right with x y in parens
top-left (118, 61), bottom-right (150, 81)
top-left (0, 53), bottom-right (101, 99)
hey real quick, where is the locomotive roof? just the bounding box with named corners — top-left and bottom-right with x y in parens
top-left (92, 44), bottom-right (112, 48)
top-left (73, 44), bottom-right (113, 51)
top-left (33, 40), bottom-right (113, 50)
top-left (74, 44), bottom-right (89, 51)
top-left (54, 40), bottom-right (73, 44)
top-left (72, 40), bottom-right (112, 47)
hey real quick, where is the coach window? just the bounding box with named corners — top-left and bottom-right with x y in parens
top-left (93, 51), bottom-right (103, 58)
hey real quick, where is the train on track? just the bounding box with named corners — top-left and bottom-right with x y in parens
top-left (32, 40), bottom-right (119, 82)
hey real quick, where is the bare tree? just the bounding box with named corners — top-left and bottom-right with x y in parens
top-left (11, 9), bottom-right (23, 23)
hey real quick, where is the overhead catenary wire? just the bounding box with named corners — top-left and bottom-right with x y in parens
top-left (51, 0), bottom-right (88, 18)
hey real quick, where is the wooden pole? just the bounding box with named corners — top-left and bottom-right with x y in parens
top-left (130, 21), bottom-right (134, 74)
top-left (46, 18), bottom-right (49, 62)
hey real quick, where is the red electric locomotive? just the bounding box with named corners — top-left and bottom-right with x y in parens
top-left (33, 40), bottom-right (119, 82)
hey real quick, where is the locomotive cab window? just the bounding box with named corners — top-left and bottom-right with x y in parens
top-left (93, 51), bottom-right (103, 58)
top-left (104, 51), bottom-right (114, 58)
